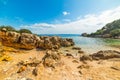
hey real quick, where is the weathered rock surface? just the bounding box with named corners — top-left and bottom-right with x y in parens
top-left (79, 50), bottom-right (120, 61)
top-left (91, 50), bottom-right (120, 60)
top-left (78, 50), bottom-right (84, 54)
top-left (72, 46), bottom-right (81, 50)
top-left (42, 50), bottom-right (61, 68)
top-left (0, 30), bottom-right (74, 50)
top-left (80, 54), bottom-right (92, 61)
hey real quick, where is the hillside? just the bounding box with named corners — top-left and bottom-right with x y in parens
top-left (86, 19), bottom-right (120, 38)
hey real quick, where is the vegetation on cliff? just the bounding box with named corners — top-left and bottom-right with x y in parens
top-left (82, 19), bottom-right (120, 38)
top-left (0, 25), bottom-right (32, 34)
top-left (0, 25), bottom-right (17, 32)
top-left (19, 29), bottom-right (32, 34)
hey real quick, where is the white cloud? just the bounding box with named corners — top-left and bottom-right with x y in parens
top-left (20, 6), bottom-right (120, 34)
top-left (63, 11), bottom-right (70, 16)
top-left (21, 23), bottom-right (55, 29)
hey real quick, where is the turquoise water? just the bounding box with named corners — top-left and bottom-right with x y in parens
top-left (64, 36), bottom-right (120, 54)
top-left (39, 34), bottom-right (120, 54)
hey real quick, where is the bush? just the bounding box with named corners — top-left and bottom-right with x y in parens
top-left (0, 25), bottom-right (32, 34)
top-left (110, 29), bottom-right (120, 37)
top-left (19, 29), bottom-right (32, 34)
top-left (0, 25), bottom-right (16, 32)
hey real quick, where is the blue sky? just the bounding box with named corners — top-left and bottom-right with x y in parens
top-left (0, 0), bottom-right (120, 34)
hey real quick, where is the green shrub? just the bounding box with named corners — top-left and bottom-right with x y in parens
top-left (0, 25), bottom-right (16, 32)
top-left (19, 29), bottom-right (32, 34)
top-left (0, 25), bottom-right (32, 34)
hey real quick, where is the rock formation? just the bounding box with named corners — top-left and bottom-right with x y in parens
top-left (91, 50), bottom-right (120, 60)
top-left (42, 50), bottom-right (61, 68)
top-left (0, 30), bottom-right (74, 50)
top-left (79, 50), bottom-right (120, 61)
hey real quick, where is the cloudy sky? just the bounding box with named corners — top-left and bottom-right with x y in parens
top-left (0, 0), bottom-right (120, 34)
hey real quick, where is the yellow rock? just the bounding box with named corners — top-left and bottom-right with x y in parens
top-left (17, 66), bottom-right (27, 73)
top-left (0, 55), bottom-right (12, 61)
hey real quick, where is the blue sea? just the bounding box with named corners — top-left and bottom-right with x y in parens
top-left (39, 34), bottom-right (120, 54)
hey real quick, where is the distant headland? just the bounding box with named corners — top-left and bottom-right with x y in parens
top-left (82, 19), bottom-right (120, 39)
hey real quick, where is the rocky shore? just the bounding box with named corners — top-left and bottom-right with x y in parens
top-left (0, 44), bottom-right (120, 80)
top-left (0, 28), bottom-right (120, 80)
top-left (0, 29), bottom-right (74, 50)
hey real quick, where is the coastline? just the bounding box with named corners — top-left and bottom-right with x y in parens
top-left (1, 1), bottom-right (120, 80)
top-left (0, 29), bottom-right (120, 80)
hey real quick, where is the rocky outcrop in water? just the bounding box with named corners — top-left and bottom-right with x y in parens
top-left (0, 30), bottom-right (74, 50)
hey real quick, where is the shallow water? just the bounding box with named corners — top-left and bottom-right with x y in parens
top-left (39, 34), bottom-right (120, 54)
top-left (66, 36), bottom-right (120, 54)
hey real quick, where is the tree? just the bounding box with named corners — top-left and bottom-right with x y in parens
top-left (19, 29), bottom-right (32, 34)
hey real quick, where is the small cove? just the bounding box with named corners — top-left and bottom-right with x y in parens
top-left (39, 34), bottom-right (120, 54)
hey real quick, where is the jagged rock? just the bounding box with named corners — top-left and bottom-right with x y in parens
top-left (78, 70), bottom-right (82, 74)
top-left (91, 50), bottom-right (120, 60)
top-left (80, 55), bottom-right (92, 61)
top-left (20, 33), bottom-right (40, 49)
top-left (77, 64), bottom-right (90, 69)
top-left (78, 50), bottom-right (84, 53)
top-left (17, 58), bottom-right (41, 67)
top-left (66, 53), bottom-right (74, 57)
top-left (72, 60), bottom-right (79, 63)
top-left (42, 50), bottom-right (61, 68)
top-left (65, 50), bottom-right (70, 52)
top-left (72, 47), bottom-right (81, 50)
top-left (0, 30), bottom-right (74, 50)
top-left (17, 66), bottom-right (27, 73)
top-left (32, 68), bottom-right (38, 76)
top-left (60, 38), bottom-right (74, 47)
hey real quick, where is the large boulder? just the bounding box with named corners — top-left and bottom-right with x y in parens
top-left (0, 31), bottom-right (39, 49)
top-left (91, 50), bottom-right (120, 60)
top-left (60, 38), bottom-right (74, 47)
top-left (19, 33), bottom-right (40, 49)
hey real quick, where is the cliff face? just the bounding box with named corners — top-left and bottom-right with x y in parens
top-left (0, 30), bottom-right (74, 50)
